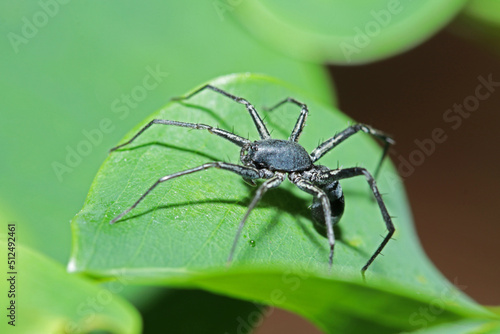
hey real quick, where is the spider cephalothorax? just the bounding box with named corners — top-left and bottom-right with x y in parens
top-left (241, 139), bottom-right (312, 171)
top-left (109, 85), bottom-right (395, 274)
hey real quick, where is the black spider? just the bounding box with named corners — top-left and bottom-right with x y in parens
top-left (109, 85), bottom-right (395, 274)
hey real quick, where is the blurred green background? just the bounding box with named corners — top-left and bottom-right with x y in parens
top-left (1, 1), bottom-right (500, 333)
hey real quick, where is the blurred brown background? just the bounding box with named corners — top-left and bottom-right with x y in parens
top-left (256, 27), bottom-right (500, 334)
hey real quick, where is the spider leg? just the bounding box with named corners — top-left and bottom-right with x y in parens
top-left (326, 167), bottom-right (395, 274)
top-left (227, 172), bottom-right (285, 263)
top-left (110, 162), bottom-right (262, 224)
top-left (310, 124), bottom-right (395, 179)
top-left (291, 176), bottom-right (335, 267)
top-left (263, 97), bottom-right (308, 142)
top-left (109, 119), bottom-right (250, 152)
top-left (172, 84), bottom-right (271, 140)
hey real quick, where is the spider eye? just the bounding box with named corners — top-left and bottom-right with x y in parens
top-left (240, 145), bottom-right (252, 164)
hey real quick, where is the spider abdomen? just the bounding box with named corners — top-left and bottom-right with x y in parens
top-left (242, 139), bottom-right (313, 172)
top-left (311, 181), bottom-right (345, 228)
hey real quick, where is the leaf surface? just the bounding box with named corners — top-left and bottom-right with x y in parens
top-left (70, 74), bottom-right (496, 333)
top-left (0, 237), bottom-right (141, 334)
top-left (230, 0), bottom-right (467, 64)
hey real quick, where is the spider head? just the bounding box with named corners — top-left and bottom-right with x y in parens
top-left (240, 143), bottom-right (257, 167)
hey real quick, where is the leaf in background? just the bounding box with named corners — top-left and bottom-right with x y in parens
top-left (0, 237), bottom-right (141, 334)
top-left (450, 0), bottom-right (500, 57)
top-left (140, 289), bottom-right (271, 334)
top-left (70, 74), bottom-right (497, 333)
top-left (229, 0), bottom-right (468, 64)
top-left (461, 0), bottom-right (500, 26)
top-left (408, 318), bottom-right (500, 334)
top-left (0, 0), bottom-right (333, 265)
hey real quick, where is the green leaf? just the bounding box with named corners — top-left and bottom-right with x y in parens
top-left (408, 318), bottom-right (500, 334)
top-left (140, 289), bottom-right (269, 334)
top-left (450, 0), bottom-right (500, 57)
top-left (462, 0), bottom-right (500, 26)
top-left (0, 237), bottom-right (141, 334)
top-left (70, 73), bottom-right (496, 333)
top-left (230, 0), bottom-right (468, 64)
top-left (0, 0), bottom-right (333, 266)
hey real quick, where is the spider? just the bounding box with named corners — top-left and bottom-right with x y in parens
top-left (109, 85), bottom-right (395, 274)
